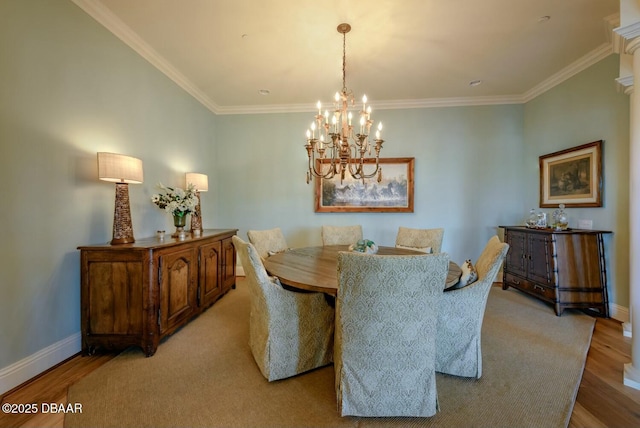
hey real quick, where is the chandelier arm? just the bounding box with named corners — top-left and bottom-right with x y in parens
top-left (311, 163), bottom-right (336, 179)
top-left (309, 149), bottom-right (338, 179)
top-left (347, 147), bottom-right (381, 180)
top-left (304, 23), bottom-right (386, 185)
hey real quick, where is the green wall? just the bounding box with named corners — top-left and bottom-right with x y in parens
top-left (214, 105), bottom-right (525, 262)
top-left (0, 0), bottom-right (631, 392)
top-left (523, 55), bottom-right (630, 306)
top-left (0, 0), bottom-right (219, 372)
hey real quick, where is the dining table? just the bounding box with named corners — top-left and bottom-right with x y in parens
top-left (263, 245), bottom-right (462, 295)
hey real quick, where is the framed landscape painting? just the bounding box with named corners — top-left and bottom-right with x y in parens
top-left (539, 140), bottom-right (603, 208)
top-left (314, 157), bottom-right (414, 213)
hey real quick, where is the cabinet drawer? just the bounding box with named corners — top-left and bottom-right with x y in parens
top-left (558, 289), bottom-right (606, 305)
top-left (504, 272), bottom-right (529, 288)
top-left (505, 273), bottom-right (556, 302)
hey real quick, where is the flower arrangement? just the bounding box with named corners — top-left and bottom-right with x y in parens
top-left (348, 239), bottom-right (378, 254)
top-left (151, 183), bottom-right (199, 219)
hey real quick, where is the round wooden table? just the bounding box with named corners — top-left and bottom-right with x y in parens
top-left (263, 245), bottom-right (462, 295)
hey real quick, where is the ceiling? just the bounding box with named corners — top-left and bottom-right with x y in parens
top-left (73, 0), bottom-right (620, 114)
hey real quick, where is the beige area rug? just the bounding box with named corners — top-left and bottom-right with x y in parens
top-left (66, 282), bottom-right (594, 428)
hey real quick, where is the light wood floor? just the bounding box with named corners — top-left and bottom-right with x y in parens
top-left (2, 283), bottom-right (640, 427)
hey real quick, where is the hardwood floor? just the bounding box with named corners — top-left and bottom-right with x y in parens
top-left (2, 282), bottom-right (640, 427)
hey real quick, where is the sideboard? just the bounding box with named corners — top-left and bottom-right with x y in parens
top-left (78, 229), bottom-right (237, 356)
top-left (500, 226), bottom-right (611, 317)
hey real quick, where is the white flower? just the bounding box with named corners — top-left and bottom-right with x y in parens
top-left (150, 182), bottom-right (199, 217)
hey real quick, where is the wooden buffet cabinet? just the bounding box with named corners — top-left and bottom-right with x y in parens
top-left (500, 226), bottom-right (611, 317)
top-left (79, 229), bottom-right (237, 356)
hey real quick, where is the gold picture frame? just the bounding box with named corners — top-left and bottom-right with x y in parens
top-left (314, 157), bottom-right (415, 213)
top-left (539, 140), bottom-right (603, 208)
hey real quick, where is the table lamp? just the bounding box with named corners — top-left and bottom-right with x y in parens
top-left (186, 172), bottom-right (208, 234)
top-left (97, 152), bottom-right (143, 244)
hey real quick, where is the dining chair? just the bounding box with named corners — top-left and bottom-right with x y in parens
top-left (321, 225), bottom-right (363, 246)
top-left (231, 236), bottom-right (334, 382)
top-left (246, 227), bottom-right (289, 260)
top-left (335, 251), bottom-right (450, 417)
top-left (435, 235), bottom-right (509, 379)
top-left (395, 226), bottom-right (444, 253)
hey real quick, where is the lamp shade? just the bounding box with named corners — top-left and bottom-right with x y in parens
top-left (186, 172), bottom-right (208, 191)
top-left (97, 152), bottom-right (143, 184)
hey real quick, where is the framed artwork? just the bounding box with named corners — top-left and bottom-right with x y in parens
top-left (314, 157), bottom-right (414, 213)
top-left (539, 140), bottom-right (603, 208)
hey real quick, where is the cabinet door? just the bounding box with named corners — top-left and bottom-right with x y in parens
top-left (505, 231), bottom-right (527, 277)
top-left (159, 247), bottom-right (197, 334)
top-left (199, 240), bottom-right (222, 308)
top-left (527, 233), bottom-right (554, 285)
top-left (221, 237), bottom-right (236, 292)
top-left (85, 259), bottom-right (144, 336)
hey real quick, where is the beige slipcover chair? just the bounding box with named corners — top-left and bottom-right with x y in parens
top-left (321, 225), bottom-right (363, 246)
top-left (435, 235), bottom-right (509, 378)
top-left (247, 227), bottom-right (288, 260)
top-left (395, 226), bottom-right (444, 253)
top-left (232, 236), bottom-right (334, 381)
top-left (335, 251), bottom-right (450, 417)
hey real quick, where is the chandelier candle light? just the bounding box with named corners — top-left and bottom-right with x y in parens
top-left (305, 23), bottom-right (385, 184)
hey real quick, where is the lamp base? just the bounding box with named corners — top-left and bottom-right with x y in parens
top-left (190, 192), bottom-right (203, 233)
top-left (111, 236), bottom-right (136, 245)
top-left (111, 182), bottom-right (135, 245)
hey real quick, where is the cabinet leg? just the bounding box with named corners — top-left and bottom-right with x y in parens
top-left (144, 344), bottom-right (157, 357)
top-left (555, 303), bottom-right (562, 317)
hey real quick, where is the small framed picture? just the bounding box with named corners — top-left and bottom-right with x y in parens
top-left (539, 140), bottom-right (603, 208)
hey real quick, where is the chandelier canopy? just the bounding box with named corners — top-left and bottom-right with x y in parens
top-left (304, 23), bottom-right (385, 184)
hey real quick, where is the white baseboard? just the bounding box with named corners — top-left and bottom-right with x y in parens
top-left (623, 322), bottom-right (632, 338)
top-left (0, 332), bottom-right (81, 395)
top-left (610, 302), bottom-right (629, 324)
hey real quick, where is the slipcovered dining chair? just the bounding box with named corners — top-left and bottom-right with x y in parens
top-left (232, 236), bottom-right (334, 382)
top-left (321, 225), bottom-right (363, 246)
top-left (247, 227), bottom-right (289, 260)
top-left (335, 251), bottom-right (450, 417)
top-left (435, 235), bottom-right (509, 379)
top-left (395, 226), bottom-right (444, 253)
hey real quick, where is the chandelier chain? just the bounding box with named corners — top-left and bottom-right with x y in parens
top-left (304, 23), bottom-right (386, 185)
top-left (342, 30), bottom-right (347, 93)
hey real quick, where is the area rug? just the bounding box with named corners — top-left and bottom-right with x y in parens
top-left (66, 281), bottom-right (594, 428)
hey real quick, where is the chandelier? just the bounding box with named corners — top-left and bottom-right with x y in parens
top-left (304, 23), bottom-right (384, 184)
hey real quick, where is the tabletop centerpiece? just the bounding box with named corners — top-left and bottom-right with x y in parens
top-left (348, 239), bottom-right (378, 254)
top-left (151, 183), bottom-right (199, 238)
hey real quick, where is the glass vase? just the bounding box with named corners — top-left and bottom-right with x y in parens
top-left (526, 208), bottom-right (537, 228)
top-left (172, 214), bottom-right (187, 238)
top-left (554, 204), bottom-right (568, 230)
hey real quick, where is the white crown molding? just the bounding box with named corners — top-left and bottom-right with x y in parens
top-left (72, 1), bottom-right (616, 114)
top-left (604, 13), bottom-right (621, 42)
top-left (373, 95), bottom-right (524, 109)
top-left (605, 13), bottom-right (623, 53)
top-left (522, 43), bottom-right (613, 103)
top-left (70, 0), bottom-right (221, 114)
top-left (215, 95), bottom-right (524, 115)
